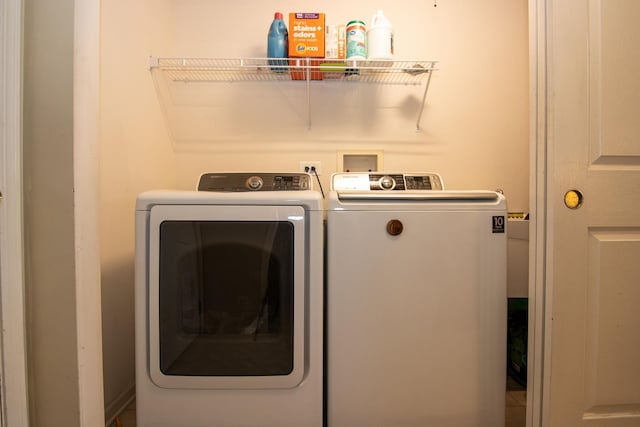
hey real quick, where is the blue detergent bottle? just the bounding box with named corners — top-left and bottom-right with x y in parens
top-left (267, 12), bottom-right (288, 72)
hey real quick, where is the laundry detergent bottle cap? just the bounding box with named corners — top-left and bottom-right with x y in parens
top-left (367, 10), bottom-right (394, 60)
top-left (267, 11), bottom-right (288, 72)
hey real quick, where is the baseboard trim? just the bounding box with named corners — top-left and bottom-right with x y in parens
top-left (104, 383), bottom-right (135, 426)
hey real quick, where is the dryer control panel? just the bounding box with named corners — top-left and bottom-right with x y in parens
top-left (198, 172), bottom-right (311, 192)
top-left (331, 173), bottom-right (444, 191)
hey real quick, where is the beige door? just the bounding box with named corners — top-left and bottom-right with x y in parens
top-left (545, 0), bottom-right (640, 425)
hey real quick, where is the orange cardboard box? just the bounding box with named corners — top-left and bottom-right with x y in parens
top-left (288, 58), bottom-right (324, 81)
top-left (288, 12), bottom-right (325, 58)
top-left (288, 13), bottom-right (325, 80)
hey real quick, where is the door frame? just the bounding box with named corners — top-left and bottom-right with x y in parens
top-left (73, 0), bottom-right (106, 424)
top-left (528, 0), bottom-right (550, 426)
top-left (0, 0), bottom-right (30, 425)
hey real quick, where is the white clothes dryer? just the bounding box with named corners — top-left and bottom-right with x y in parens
top-left (135, 173), bottom-right (323, 427)
top-left (326, 172), bottom-right (507, 427)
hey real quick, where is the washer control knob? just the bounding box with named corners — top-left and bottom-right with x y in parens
top-left (379, 175), bottom-right (396, 190)
top-left (246, 176), bottom-right (264, 191)
top-left (387, 219), bottom-right (404, 236)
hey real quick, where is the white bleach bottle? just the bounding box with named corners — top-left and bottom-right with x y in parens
top-left (367, 10), bottom-right (394, 60)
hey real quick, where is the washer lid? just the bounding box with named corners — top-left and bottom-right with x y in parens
top-left (336, 191), bottom-right (500, 202)
top-left (198, 172), bottom-right (312, 192)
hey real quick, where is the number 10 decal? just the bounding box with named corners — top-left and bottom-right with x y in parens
top-left (492, 216), bottom-right (505, 234)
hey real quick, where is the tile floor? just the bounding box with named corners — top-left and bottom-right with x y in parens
top-left (109, 380), bottom-right (526, 427)
top-left (506, 375), bottom-right (527, 427)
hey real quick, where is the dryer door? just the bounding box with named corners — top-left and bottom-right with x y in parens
top-left (147, 204), bottom-right (306, 389)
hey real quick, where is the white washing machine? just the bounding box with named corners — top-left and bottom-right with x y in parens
top-left (135, 173), bottom-right (323, 427)
top-left (326, 172), bottom-right (507, 427)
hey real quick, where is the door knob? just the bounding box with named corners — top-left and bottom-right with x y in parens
top-left (564, 189), bottom-right (583, 209)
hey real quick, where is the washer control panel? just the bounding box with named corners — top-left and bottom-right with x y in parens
top-left (198, 173), bottom-right (311, 192)
top-left (332, 172), bottom-right (444, 191)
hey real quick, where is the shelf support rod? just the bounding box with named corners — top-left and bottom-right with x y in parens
top-left (415, 63), bottom-right (435, 131)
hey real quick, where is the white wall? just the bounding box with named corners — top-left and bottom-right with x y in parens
top-left (100, 0), bottom-right (529, 416)
top-left (99, 0), bottom-right (177, 419)
top-left (163, 0), bottom-right (529, 209)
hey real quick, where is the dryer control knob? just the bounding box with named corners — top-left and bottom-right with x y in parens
top-left (380, 175), bottom-right (396, 190)
top-left (246, 176), bottom-right (264, 190)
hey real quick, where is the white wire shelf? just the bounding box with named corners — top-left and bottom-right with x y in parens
top-left (149, 56), bottom-right (438, 132)
top-left (149, 57), bottom-right (437, 85)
